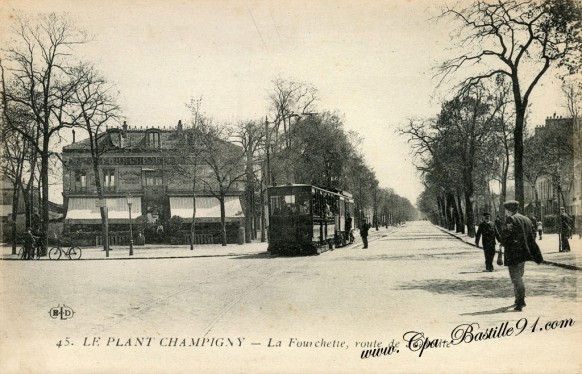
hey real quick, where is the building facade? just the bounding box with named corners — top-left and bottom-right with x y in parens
top-left (61, 121), bottom-right (245, 246)
top-left (524, 115), bottom-right (581, 221)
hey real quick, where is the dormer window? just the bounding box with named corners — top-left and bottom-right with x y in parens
top-left (148, 131), bottom-right (161, 148)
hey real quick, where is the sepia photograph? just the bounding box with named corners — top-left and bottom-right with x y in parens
top-left (0, 0), bottom-right (581, 373)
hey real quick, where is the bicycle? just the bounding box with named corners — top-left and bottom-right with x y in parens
top-left (17, 238), bottom-right (42, 260)
top-left (49, 243), bottom-right (82, 260)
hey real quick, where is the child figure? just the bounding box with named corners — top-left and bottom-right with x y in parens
top-left (536, 220), bottom-right (543, 240)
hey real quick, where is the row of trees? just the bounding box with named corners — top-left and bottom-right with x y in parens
top-left (1, 13), bottom-right (417, 251)
top-left (409, 0), bottom-right (582, 237)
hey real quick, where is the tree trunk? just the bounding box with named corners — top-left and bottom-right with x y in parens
top-left (92, 158), bottom-right (109, 255)
top-left (446, 192), bottom-right (456, 231)
top-left (260, 172), bottom-right (266, 242)
top-left (40, 151), bottom-right (49, 256)
top-left (219, 194), bottom-right (227, 246)
top-left (464, 192), bottom-right (475, 238)
top-left (10, 184), bottom-right (19, 254)
top-left (499, 159), bottom-right (509, 214)
top-left (514, 105), bottom-right (526, 211)
top-left (190, 177), bottom-right (197, 250)
top-left (245, 151), bottom-right (253, 243)
top-left (464, 170), bottom-right (475, 238)
top-left (455, 192), bottom-right (465, 234)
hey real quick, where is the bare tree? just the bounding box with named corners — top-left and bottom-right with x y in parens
top-left (490, 76), bottom-right (515, 212)
top-left (267, 78), bottom-right (318, 184)
top-left (438, 0), bottom-right (582, 210)
top-left (197, 121), bottom-right (247, 246)
top-left (2, 13), bottom-right (89, 248)
top-left (0, 103), bottom-right (30, 253)
top-left (68, 63), bottom-right (120, 255)
top-left (165, 97), bottom-right (206, 250)
top-left (233, 120), bottom-right (265, 243)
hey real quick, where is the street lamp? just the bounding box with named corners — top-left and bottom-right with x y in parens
top-left (127, 193), bottom-right (134, 256)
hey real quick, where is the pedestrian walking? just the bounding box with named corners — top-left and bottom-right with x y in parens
top-left (345, 212), bottom-right (353, 243)
top-left (500, 200), bottom-right (543, 311)
top-left (23, 227), bottom-right (36, 260)
top-left (529, 215), bottom-right (538, 239)
top-left (360, 221), bottom-right (370, 249)
top-left (559, 207), bottom-right (573, 252)
top-left (475, 213), bottom-right (499, 272)
top-left (536, 220), bottom-right (543, 240)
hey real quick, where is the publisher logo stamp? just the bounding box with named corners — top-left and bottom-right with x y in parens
top-left (49, 304), bottom-right (75, 320)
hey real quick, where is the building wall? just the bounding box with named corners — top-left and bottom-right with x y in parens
top-left (61, 125), bottom-right (246, 245)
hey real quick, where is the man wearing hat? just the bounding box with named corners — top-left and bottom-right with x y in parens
top-left (475, 212), bottom-right (499, 272)
top-left (559, 207), bottom-right (573, 252)
top-left (500, 200), bottom-right (542, 311)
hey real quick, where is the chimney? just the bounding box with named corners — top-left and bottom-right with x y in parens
top-left (177, 120), bottom-right (183, 131)
top-left (72, 129), bottom-right (76, 143)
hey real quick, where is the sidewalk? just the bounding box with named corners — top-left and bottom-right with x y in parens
top-left (1, 225), bottom-right (396, 261)
top-left (436, 225), bottom-right (582, 271)
top-left (1, 240), bottom-right (270, 261)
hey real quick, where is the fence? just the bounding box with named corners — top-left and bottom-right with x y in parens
top-left (95, 235), bottom-right (131, 247)
top-left (183, 233), bottom-right (215, 244)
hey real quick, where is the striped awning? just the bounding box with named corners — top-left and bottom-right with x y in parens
top-left (170, 196), bottom-right (244, 222)
top-left (65, 197), bottom-right (142, 224)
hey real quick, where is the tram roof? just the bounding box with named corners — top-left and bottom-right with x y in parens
top-left (267, 184), bottom-right (352, 197)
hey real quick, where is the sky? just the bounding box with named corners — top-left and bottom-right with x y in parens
top-left (0, 0), bottom-right (571, 204)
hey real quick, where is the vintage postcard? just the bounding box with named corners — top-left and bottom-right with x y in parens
top-left (1, 1), bottom-right (581, 373)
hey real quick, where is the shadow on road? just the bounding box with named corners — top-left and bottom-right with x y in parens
top-left (229, 252), bottom-right (273, 260)
top-left (460, 305), bottom-right (516, 316)
top-left (399, 277), bottom-right (577, 300)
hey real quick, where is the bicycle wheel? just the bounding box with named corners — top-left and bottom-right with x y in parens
top-left (17, 246), bottom-right (25, 260)
top-left (48, 247), bottom-right (62, 260)
top-left (67, 246), bottom-right (82, 260)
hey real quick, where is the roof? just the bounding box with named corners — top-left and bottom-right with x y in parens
top-left (62, 123), bottom-right (239, 154)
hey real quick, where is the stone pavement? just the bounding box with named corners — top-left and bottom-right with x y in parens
top-left (436, 225), bottom-right (582, 271)
top-left (1, 221), bottom-right (580, 374)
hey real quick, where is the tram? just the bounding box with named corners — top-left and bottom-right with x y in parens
top-left (267, 184), bottom-right (355, 255)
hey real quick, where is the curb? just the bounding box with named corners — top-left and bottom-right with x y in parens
top-left (1, 251), bottom-right (270, 262)
top-left (433, 224), bottom-right (582, 272)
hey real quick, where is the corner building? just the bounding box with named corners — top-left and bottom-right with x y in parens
top-left (61, 121), bottom-right (245, 246)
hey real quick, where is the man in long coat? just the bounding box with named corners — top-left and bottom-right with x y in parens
top-left (500, 200), bottom-right (542, 311)
top-left (360, 221), bottom-right (370, 249)
top-left (475, 213), bottom-right (499, 272)
top-left (559, 207), bottom-right (573, 252)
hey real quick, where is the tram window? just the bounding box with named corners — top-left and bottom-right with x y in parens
top-left (295, 193), bottom-right (310, 215)
top-left (270, 196), bottom-right (281, 215)
top-left (277, 195), bottom-right (293, 215)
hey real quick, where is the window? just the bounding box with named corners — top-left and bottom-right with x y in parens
top-left (144, 170), bottom-right (163, 186)
top-left (74, 170), bottom-right (87, 192)
top-left (148, 132), bottom-right (161, 148)
top-left (103, 169), bottom-right (116, 191)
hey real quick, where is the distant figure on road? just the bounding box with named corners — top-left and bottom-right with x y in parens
top-left (559, 207), bottom-right (573, 252)
top-left (360, 222), bottom-right (370, 249)
top-left (500, 200), bottom-right (543, 311)
top-left (536, 220), bottom-right (543, 240)
top-left (345, 212), bottom-right (353, 243)
top-left (23, 227), bottom-right (36, 260)
top-left (475, 212), bottom-right (499, 272)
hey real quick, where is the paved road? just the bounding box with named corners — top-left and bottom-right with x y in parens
top-left (1, 221), bottom-right (580, 374)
